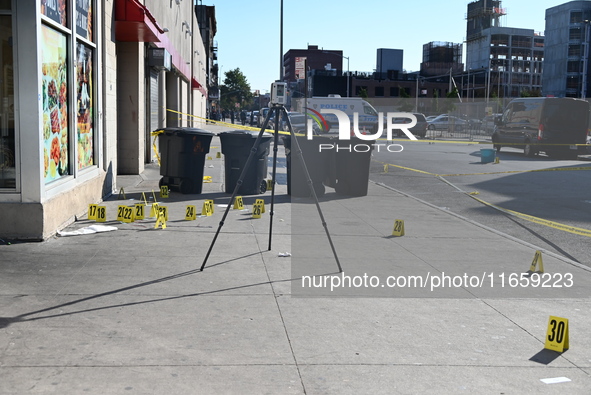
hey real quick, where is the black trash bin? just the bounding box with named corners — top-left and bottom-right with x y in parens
top-left (333, 137), bottom-right (373, 197)
top-left (219, 130), bottom-right (273, 195)
top-left (283, 135), bottom-right (333, 197)
top-left (158, 127), bottom-right (214, 194)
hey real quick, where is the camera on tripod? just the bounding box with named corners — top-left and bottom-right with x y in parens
top-left (270, 81), bottom-right (287, 106)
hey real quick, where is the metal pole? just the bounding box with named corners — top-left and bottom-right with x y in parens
top-left (583, 21), bottom-right (589, 99)
top-left (280, 0), bottom-right (283, 80)
top-left (346, 56), bottom-right (350, 97)
top-left (486, 59), bottom-right (491, 105)
top-left (415, 76), bottom-right (419, 112)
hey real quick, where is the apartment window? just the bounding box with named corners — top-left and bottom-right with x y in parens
top-left (566, 76), bottom-right (580, 89)
top-left (375, 86), bottom-right (384, 97)
top-left (570, 10), bottom-right (583, 24)
top-left (389, 87), bottom-right (399, 97)
top-left (569, 27), bottom-right (582, 40)
top-left (568, 44), bottom-right (582, 57)
top-left (511, 35), bottom-right (531, 48)
top-left (490, 34), bottom-right (509, 47)
top-left (567, 60), bottom-right (582, 73)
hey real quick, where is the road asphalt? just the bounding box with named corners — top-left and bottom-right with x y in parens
top-left (1, 123), bottom-right (590, 394)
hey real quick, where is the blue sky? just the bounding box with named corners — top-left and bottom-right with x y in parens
top-left (211, 0), bottom-right (569, 93)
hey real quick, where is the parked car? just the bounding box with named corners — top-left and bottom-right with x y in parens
top-left (482, 113), bottom-right (502, 134)
top-left (250, 110), bottom-right (259, 126)
top-left (492, 97), bottom-right (590, 158)
top-left (391, 113), bottom-right (428, 138)
top-left (258, 107), bottom-right (270, 128)
top-left (427, 115), bottom-right (467, 132)
top-left (280, 112), bottom-right (321, 135)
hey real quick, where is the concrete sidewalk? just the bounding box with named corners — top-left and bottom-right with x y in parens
top-left (1, 124), bottom-right (590, 394)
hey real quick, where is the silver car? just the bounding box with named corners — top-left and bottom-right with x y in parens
top-left (427, 115), bottom-right (467, 131)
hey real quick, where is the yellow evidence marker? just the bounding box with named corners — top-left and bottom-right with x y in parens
top-left (154, 207), bottom-right (167, 229)
top-left (117, 205), bottom-right (134, 223)
top-left (96, 206), bottom-right (107, 223)
top-left (201, 200), bottom-right (214, 216)
top-left (185, 205), bottom-right (197, 220)
top-left (252, 202), bottom-right (263, 219)
top-left (134, 203), bottom-right (145, 220)
top-left (233, 196), bottom-right (245, 210)
top-left (529, 250), bottom-right (545, 273)
top-left (544, 316), bottom-right (569, 352)
top-left (160, 185), bottom-right (169, 198)
top-left (149, 202), bottom-right (159, 218)
top-left (392, 219), bottom-right (405, 237)
top-left (255, 199), bottom-right (266, 213)
top-left (88, 204), bottom-right (98, 220)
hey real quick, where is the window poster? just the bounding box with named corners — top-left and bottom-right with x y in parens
top-left (40, 0), bottom-right (67, 27)
top-left (76, 43), bottom-right (93, 169)
top-left (41, 25), bottom-right (69, 183)
top-left (76, 0), bottom-right (92, 41)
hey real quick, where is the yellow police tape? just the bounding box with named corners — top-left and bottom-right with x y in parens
top-left (374, 159), bottom-right (591, 238)
top-left (375, 160), bottom-right (591, 178)
top-left (467, 194), bottom-right (591, 238)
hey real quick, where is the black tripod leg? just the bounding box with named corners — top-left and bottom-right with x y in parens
top-left (283, 111), bottom-right (343, 273)
top-left (268, 109), bottom-right (281, 251)
top-left (200, 107), bottom-right (278, 271)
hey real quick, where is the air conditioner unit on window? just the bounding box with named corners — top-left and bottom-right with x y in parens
top-left (148, 48), bottom-right (172, 71)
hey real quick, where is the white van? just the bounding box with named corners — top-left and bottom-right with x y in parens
top-left (293, 95), bottom-right (380, 133)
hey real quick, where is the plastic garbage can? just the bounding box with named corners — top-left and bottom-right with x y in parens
top-left (158, 127), bottom-right (214, 194)
top-left (333, 137), bottom-right (373, 197)
top-left (282, 135), bottom-right (333, 197)
top-left (219, 130), bottom-right (273, 195)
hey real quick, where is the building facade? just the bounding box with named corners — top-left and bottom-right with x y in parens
top-left (196, 4), bottom-right (219, 114)
top-left (375, 48), bottom-right (403, 78)
top-left (0, 0), bottom-right (208, 239)
top-left (465, 0), bottom-right (544, 98)
top-left (283, 45), bottom-right (344, 83)
top-left (420, 41), bottom-right (463, 77)
top-left (543, 1), bottom-right (591, 98)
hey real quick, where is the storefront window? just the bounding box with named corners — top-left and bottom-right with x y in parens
top-left (76, 43), bottom-right (93, 169)
top-left (41, 25), bottom-right (69, 183)
top-left (0, 14), bottom-right (15, 189)
top-left (76, 0), bottom-right (92, 42)
top-left (41, 0), bottom-right (68, 27)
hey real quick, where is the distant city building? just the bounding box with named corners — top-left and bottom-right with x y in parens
top-left (543, 1), bottom-right (591, 98)
top-left (283, 45), bottom-right (347, 97)
top-left (196, 5), bottom-right (219, 110)
top-left (283, 45), bottom-right (344, 82)
top-left (376, 48), bottom-right (403, 79)
top-left (465, 0), bottom-right (544, 97)
top-left (420, 41), bottom-right (463, 77)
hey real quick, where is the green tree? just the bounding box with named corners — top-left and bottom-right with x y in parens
top-left (398, 86), bottom-right (414, 112)
top-left (220, 68), bottom-right (253, 111)
top-left (358, 87), bottom-right (368, 99)
top-left (520, 88), bottom-right (542, 97)
top-left (441, 88), bottom-right (459, 113)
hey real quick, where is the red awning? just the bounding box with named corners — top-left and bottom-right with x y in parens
top-left (115, 0), bottom-right (165, 42)
top-left (192, 77), bottom-right (207, 96)
top-left (191, 77), bottom-right (201, 90)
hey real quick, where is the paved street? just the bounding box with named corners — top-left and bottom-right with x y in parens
top-left (1, 124), bottom-right (590, 394)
